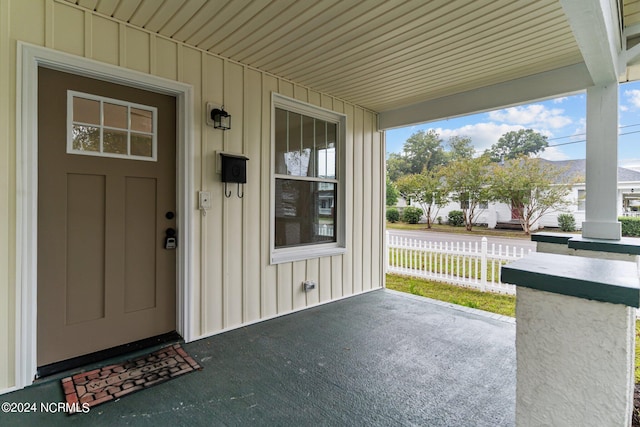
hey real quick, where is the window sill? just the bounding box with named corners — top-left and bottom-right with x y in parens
top-left (271, 245), bottom-right (346, 265)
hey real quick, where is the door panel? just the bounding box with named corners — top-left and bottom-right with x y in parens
top-left (37, 67), bottom-right (177, 367)
top-left (66, 173), bottom-right (107, 324)
top-left (124, 177), bottom-right (158, 313)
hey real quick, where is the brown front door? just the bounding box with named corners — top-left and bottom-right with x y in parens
top-left (37, 67), bottom-right (177, 367)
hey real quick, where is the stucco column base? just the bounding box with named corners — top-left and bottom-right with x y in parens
top-left (533, 233), bottom-right (640, 263)
top-left (582, 220), bottom-right (622, 240)
top-left (516, 287), bottom-right (635, 427)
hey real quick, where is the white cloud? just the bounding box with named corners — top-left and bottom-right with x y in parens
top-left (430, 123), bottom-right (525, 153)
top-left (488, 104), bottom-right (572, 129)
top-left (553, 97), bottom-right (568, 104)
top-left (623, 89), bottom-right (640, 110)
top-left (620, 158), bottom-right (640, 170)
top-left (539, 146), bottom-right (570, 161)
top-left (428, 121), bottom-right (570, 158)
top-left (570, 118), bottom-right (586, 141)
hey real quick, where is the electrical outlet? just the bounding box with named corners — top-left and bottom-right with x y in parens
top-left (199, 191), bottom-right (212, 210)
top-left (303, 280), bottom-right (316, 292)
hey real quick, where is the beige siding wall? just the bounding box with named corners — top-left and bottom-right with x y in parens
top-left (0, 0), bottom-right (14, 392)
top-left (0, 0), bottom-right (385, 392)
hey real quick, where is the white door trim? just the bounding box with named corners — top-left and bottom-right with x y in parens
top-left (16, 42), bottom-right (195, 389)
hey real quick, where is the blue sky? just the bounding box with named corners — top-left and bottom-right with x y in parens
top-left (386, 81), bottom-right (640, 168)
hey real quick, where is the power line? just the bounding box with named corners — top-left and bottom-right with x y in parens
top-left (546, 122), bottom-right (640, 142)
top-left (548, 129), bottom-right (640, 148)
top-left (547, 133), bottom-right (584, 141)
top-left (549, 139), bottom-right (584, 147)
top-left (619, 123), bottom-right (640, 129)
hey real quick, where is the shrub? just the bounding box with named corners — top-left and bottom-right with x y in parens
top-left (620, 216), bottom-right (640, 237)
top-left (386, 208), bottom-right (400, 223)
top-left (402, 206), bottom-right (423, 224)
top-left (447, 210), bottom-right (465, 227)
top-left (437, 216), bottom-right (443, 225)
top-left (557, 213), bottom-right (576, 232)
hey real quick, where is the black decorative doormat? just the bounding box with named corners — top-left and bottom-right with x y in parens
top-left (61, 344), bottom-right (201, 413)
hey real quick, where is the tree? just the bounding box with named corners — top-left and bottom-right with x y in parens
top-left (442, 155), bottom-right (493, 231)
top-left (386, 131), bottom-right (474, 183)
top-left (404, 130), bottom-right (448, 173)
top-left (385, 176), bottom-right (399, 206)
top-left (387, 130), bottom-right (447, 180)
top-left (490, 156), bottom-right (578, 235)
top-left (446, 135), bottom-right (475, 162)
top-left (386, 153), bottom-right (411, 182)
top-left (395, 168), bottom-right (447, 229)
top-left (486, 129), bottom-right (548, 162)
top-left (71, 126), bottom-right (100, 151)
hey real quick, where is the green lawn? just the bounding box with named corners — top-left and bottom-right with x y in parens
top-left (386, 221), bottom-right (530, 239)
top-left (386, 273), bottom-right (640, 382)
top-left (386, 273), bottom-right (515, 317)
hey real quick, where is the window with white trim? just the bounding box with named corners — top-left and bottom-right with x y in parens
top-left (67, 90), bottom-right (157, 161)
top-left (460, 193), bottom-right (488, 210)
top-left (577, 189), bottom-right (586, 211)
top-left (271, 94), bottom-right (346, 264)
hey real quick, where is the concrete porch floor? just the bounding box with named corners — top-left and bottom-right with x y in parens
top-left (0, 289), bottom-right (516, 426)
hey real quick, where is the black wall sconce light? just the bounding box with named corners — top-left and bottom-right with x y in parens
top-left (212, 107), bottom-right (231, 130)
top-left (219, 152), bottom-right (249, 198)
top-left (206, 102), bottom-right (231, 130)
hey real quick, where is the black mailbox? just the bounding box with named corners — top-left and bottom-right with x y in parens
top-left (220, 152), bottom-right (249, 198)
top-left (220, 153), bottom-right (248, 183)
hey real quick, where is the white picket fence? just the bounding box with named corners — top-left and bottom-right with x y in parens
top-left (386, 232), bottom-right (532, 295)
top-left (316, 223), bottom-right (334, 237)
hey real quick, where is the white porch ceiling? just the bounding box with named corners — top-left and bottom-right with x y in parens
top-left (63, 0), bottom-right (633, 128)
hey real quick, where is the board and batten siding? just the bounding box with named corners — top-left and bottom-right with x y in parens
top-left (0, 0), bottom-right (385, 392)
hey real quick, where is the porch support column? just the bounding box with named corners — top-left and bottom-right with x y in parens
top-left (582, 83), bottom-right (621, 240)
top-left (502, 253), bottom-right (639, 427)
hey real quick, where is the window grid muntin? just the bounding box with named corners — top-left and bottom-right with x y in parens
top-left (67, 90), bottom-right (157, 161)
top-left (275, 107), bottom-right (338, 180)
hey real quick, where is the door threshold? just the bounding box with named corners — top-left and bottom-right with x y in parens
top-left (36, 331), bottom-right (182, 380)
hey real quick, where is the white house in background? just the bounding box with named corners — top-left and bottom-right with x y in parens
top-left (535, 159), bottom-right (640, 228)
top-left (495, 159), bottom-right (640, 230)
top-left (397, 159), bottom-right (640, 231)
